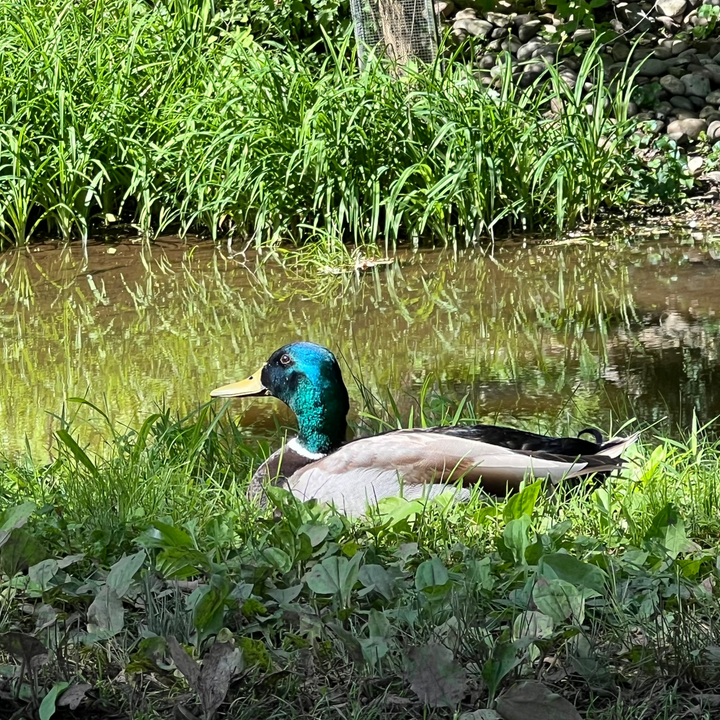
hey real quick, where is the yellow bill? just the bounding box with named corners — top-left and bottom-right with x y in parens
top-left (210, 366), bottom-right (268, 398)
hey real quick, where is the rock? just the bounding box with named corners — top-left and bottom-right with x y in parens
top-left (560, 68), bottom-right (578, 89)
top-left (677, 48), bottom-right (698, 59)
top-left (619, 3), bottom-right (655, 31)
top-left (454, 16), bottom-right (494, 37)
top-left (657, 0), bottom-right (687, 15)
top-left (514, 13), bottom-right (535, 25)
top-left (533, 43), bottom-right (559, 59)
top-left (637, 58), bottom-right (668, 76)
top-left (687, 155), bottom-right (704, 175)
top-left (517, 40), bottom-right (544, 61)
top-left (667, 131), bottom-right (688, 144)
top-left (454, 7), bottom-right (477, 18)
top-left (572, 28), bottom-right (594, 43)
top-left (708, 119), bottom-right (720, 141)
top-left (518, 19), bottom-right (541, 41)
top-left (714, 51), bottom-right (720, 64)
top-left (612, 43), bottom-right (631, 62)
top-left (666, 117), bottom-right (707, 139)
top-left (675, 108), bottom-right (700, 119)
top-left (501, 36), bottom-right (522, 53)
top-left (435, 0), bottom-right (455, 16)
top-left (627, 101), bottom-right (639, 117)
top-left (700, 104), bottom-right (718, 118)
top-left (670, 95), bottom-right (695, 109)
top-left (690, 94), bottom-right (706, 109)
top-left (660, 74), bottom-right (686, 94)
top-left (478, 54), bottom-right (496, 69)
top-left (485, 11), bottom-right (515, 26)
top-left (666, 55), bottom-right (692, 67)
top-left (702, 63), bottom-right (720, 85)
top-left (670, 39), bottom-right (689, 55)
top-left (656, 101), bottom-right (674, 116)
top-left (703, 170), bottom-right (720, 182)
top-left (654, 46), bottom-right (673, 60)
top-left (491, 27), bottom-right (508, 38)
top-left (682, 72), bottom-right (711, 96)
top-left (707, 89), bottom-right (720, 104)
top-left (487, 39), bottom-right (503, 51)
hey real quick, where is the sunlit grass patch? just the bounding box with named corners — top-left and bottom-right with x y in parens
top-left (0, 0), bottom-right (687, 250)
top-left (1, 387), bottom-right (719, 718)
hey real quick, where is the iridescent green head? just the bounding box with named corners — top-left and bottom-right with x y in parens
top-left (211, 342), bottom-right (349, 454)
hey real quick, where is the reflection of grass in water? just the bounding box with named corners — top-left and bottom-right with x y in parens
top-left (0, 240), bottom-right (644, 459)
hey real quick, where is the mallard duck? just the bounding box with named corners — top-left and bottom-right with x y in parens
top-left (211, 342), bottom-right (638, 516)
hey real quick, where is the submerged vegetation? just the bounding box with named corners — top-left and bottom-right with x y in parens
top-left (1, 393), bottom-right (720, 719)
top-left (0, 0), bottom-right (690, 250)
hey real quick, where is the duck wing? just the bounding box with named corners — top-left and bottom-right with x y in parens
top-left (287, 429), bottom-right (636, 516)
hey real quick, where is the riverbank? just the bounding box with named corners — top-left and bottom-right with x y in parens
top-left (0, 399), bottom-right (719, 719)
top-left (0, 0), bottom-right (709, 252)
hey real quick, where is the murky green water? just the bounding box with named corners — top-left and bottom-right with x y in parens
top-left (2, 233), bottom-right (720, 460)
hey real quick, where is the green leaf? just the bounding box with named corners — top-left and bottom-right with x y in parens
top-left (263, 547), bottom-right (292, 574)
top-left (405, 643), bottom-right (466, 708)
top-left (481, 639), bottom-right (526, 702)
top-left (532, 578), bottom-right (585, 624)
top-left (513, 611), bottom-right (554, 641)
top-left (56, 430), bottom-right (98, 477)
top-left (644, 503), bottom-right (694, 558)
top-left (504, 482), bottom-right (541, 522)
top-left (39, 681), bottom-right (70, 720)
top-left (0, 502), bottom-right (36, 548)
top-left (538, 553), bottom-right (606, 594)
top-left (358, 564), bottom-right (399, 600)
top-left (415, 557), bottom-right (449, 592)
top-left (496, 680), bottom-right (581, 720)
top-left (299, 523), bottom-right (329, 547)
top-left (194, 575), bottom-right (232, 640)
top-left (503, 516), bottom-right (531, 565)
top-left (304, 552), bottom-right (362, 606)
top-left (29, 559), bottom-right (59, 591)
top-left (87, 586), bottom-right (124, 639)
top-left (107, 550), bottom-right (146, 597)
top-left (1, 530), bottom-right (45, 576)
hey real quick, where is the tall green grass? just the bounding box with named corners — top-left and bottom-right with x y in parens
top-left (0, 0), bottom-right (660, 250)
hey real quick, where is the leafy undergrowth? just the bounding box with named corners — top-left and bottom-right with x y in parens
top-left (0, 0), bottom-right (691, 250)
top-left (1, 402), bottom-right (720, 719)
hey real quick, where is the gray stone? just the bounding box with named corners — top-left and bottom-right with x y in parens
top-left (612, 43), bottom-right (631, 62)
top-left (487, 39), bottom-right (503, 51)
top-left (454, 16), bottom-right (494, 37)
top-left (560, 68), bottom-right (578, 89)
top-left (682, 72), bottom-right (711, 96)
top-left (677, 48), bottom-right (698, 59)
top-left (619, 3), bottom-right (655, 31)
top-left (478, 54), bottom-right (496, 69)
top-left (687, 155), bottom-right (704, 175)
top-left (518, 19), bottom-right (541, 41)
top-left (656, 101), bottom-right (674, 116)
top-left (708, 120), bottom-right (720, 141)
top-left (675, 108), bottom-right (700, 119)
top-left (713, 51), bottom-right (720, 64)
top-left (517, 40), bottom-right (544, 61)
top-left (700, 104), bottom-right (719, 118)
top-left (435, 0), bottom-right (455, 17)
top-left (501, 36), bottom-right (522, 53)
top-left (660, 74), bottom-right (686, 94)
top-left (670, 40), bottom-right (690, 55)
top-left (703, 63), bottom-right (720, 85)
top-left (654, 46), bottom-right (673, 60)
top-left (665, 55), bottom-right (692, 67)
top-left (670, 95), bottom-right (695, 109)
top-left (646, 119), bottom-right (666, 133)
top-left (637, 58), bottom-right (668, 76)
top-left (707, 89), bottom-right (720, 104)
top-left (454, 8), bottom-right (477, 18)
top-left (514, 13), bottom-right (535, 25)
top-left (627, 101), bottom-right (639, 117)
top-left (572, 28), bottom-right (595, 43)
top-left (666, 117), bottom-right (707, 138)
top-left (703, 170), bottom-right (720, 183)
top-left (657, 0), bottom-right (687, 15)
top-left (491, 27), bottom-right (508, 38)
top-left (690, 94), bottom-right (707, 109)
top-left (485, 11), bottom-right (515, 27)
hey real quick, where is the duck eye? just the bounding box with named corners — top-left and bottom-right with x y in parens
top-left (279, 353), bottom-right (292, 367)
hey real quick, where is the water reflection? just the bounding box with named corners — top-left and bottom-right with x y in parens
top-left (0, 234), bottom-right (719, 460)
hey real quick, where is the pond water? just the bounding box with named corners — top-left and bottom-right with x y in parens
top-left (1, 233), bottom-right (720, 460)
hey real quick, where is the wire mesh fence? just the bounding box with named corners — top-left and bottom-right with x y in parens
top-left (350, 0), bottom-right (440, 68)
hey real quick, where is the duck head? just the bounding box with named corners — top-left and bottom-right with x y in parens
top-left (211, 342), bottom-right (349, 455)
